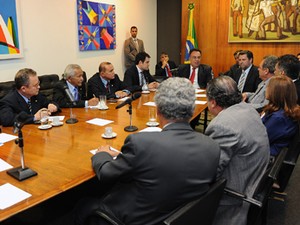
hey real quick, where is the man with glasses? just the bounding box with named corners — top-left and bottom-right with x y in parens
top-left (0, 68), bottom-right (59, 126)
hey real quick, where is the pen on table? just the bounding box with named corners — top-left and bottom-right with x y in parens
top-left (109, 146), bottom-right (122, 154)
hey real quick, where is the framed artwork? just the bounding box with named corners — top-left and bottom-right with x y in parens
top-left (229, 0), bottom-right (300, 43)
top-left (77, 0), bottom-right (116, 51)
top-left (0, 0), bottom-right (23, 59)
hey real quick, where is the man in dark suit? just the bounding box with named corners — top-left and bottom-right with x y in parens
top-left (177, 48), bottom-right (213, 89)
top-left (222, 49), bottom-right (242, 77)
top-left (229, 50), bottom-right (261, 93)
top-left (124, 26), bottom-right (145, 69)
top-left (124, 52), bottom-right (159, 93)
top-left (87, 62), bottom-right (131, 100)
top-left (275, 54), bottom-right (300, 105)
top-left (205, 76), bottom-right (269, 225)
top-left (155, 52), bottom-right (177, 78)
top-left (53, 64), bottom-right (99, 108)
top-left (72, 77), bottom-right (220, 225)
top-left (0, 68), bottom-right (60, 126)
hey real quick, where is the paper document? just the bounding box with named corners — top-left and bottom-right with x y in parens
top-left (196, 94), bottom-right (206, 98)
top-left (143, 102), bottom-right (156, 106)
top-left (0, 183), bottom-right (32, 210)
top-left (90, 147), bottom-right (121, 160)
top-left (195, 89), bottom-right (205, 93)
top-left (195, 100), bottom-right (207, 105)
top-left (0, 159), bottom-right (13, 172)
top-left (86, 118), bottom-right (113, 126)
top-left (139, 127), bottom-right (162, 132)
top-left (0, 133), bottom-right (18, 145)
top-left (48, 116), bottom-right (65, 121)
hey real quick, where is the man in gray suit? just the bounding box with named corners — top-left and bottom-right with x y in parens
top-left (72, 77), bottom-right (220, 225)
top-left (242, 55), bottom-right (278, 112)
top-left (205, 76), bottom-right (270, 225)
top-left (124, 26), bottom-right (145, 69)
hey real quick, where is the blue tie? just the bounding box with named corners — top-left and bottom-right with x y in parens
top-left (74, 88), bottom-right (79, 101)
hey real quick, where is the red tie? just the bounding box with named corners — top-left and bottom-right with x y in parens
top-left (190, 68), bottom-right (196, 84)
top-left (166, 64), bottom-right (172, 77)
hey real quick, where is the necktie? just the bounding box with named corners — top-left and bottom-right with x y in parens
top-left (106, 82), bottom-right (110, 93)
top-left (74, 88), bottom-right (79, 101)
top-left (166, 64), bottom-right (172, 77)
top-left (238, 71), bottom-right (246, 92)
top-left (27, 99), bottom-right (32, 114)
top-left (134, 39), bottom-right (139, 52)
top-left (190, 68), bottom-right (196, 84)
top-left (140, 72), bottom-right (146, 86)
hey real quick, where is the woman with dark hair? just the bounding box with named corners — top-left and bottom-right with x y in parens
top-left (262, 75), bottom-right (300, 156)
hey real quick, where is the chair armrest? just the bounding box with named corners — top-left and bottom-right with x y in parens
top-left (224, 187), bottom-right (262, 207)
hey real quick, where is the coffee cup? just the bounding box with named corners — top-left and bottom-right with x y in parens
top-left (104, 127), bottom-right (113, 137)
top-left (52, 117), bottom-right (60, 125)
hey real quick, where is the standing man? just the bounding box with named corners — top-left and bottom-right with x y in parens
top-left (0, 68), bottom-right (59, 126)
top-left (242, 55), bottom-right (278, 112)
top-left (124, 52), bottom-right (159, 93)
top-left (73, 77), bottom-right (220, 225)
top-left (53, 64), bottom-right (98, 108)
top-left (274, 54), bottom-right (300, 104)
top-left (177, 48), bottom-right (213, 89)
top-left (124, 26), bottom-right (145, 69)
top-left (231, 0), bottom-right (244, 38)
top-left (88, 62), bottom-right (131, 99)
top-left (231, 50), bottom-right (261, 93)
top-left (205, 76), bottom-right (269, 225)
top-left (155, 52), bottom-right (177, 78)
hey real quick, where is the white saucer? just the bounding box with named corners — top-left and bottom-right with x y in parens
top-left (146, 121), bottom-right (159, 127)
top-left (101, 132), bottom-right (117, 139)
top-left (51, 122), bottom-right (63, 127)
top-left (38, 124), bottom-right (52, 130)
top-left (99, 105), bottom-right (109, 110)
top-left (142, 91), bottom-right (150, 94)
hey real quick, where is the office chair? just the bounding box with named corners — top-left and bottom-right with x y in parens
top-left (224, 147), bottom-right (288, 225)
top-left (38, 74), bottom-right (59, 100)
top-left (0, 80), bottom-right (16, 99)
top-left (87, 178), bottom-right (226, 225)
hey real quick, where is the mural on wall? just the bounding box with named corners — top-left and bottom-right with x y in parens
top-left (229, 0), bottom-right (300, 43)
top-left (77, 0), bottom-right (116, 51)
top-left (0, 0), bottom-right (22, 59)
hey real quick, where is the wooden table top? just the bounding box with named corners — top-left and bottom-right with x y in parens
top-left (0, 91), bottom-right (207, 221)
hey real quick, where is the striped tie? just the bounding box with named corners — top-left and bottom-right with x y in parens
top-left (27, 99), bottom-right (32, 114)
top-left (238, 71), bottom-right (246, 92)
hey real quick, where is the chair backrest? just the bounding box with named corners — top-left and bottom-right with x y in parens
top-left (38, 74), bottom-right (59, 100)
top-left (0, 81), bottom-right (16, 99)
top-left (275, 122), bottom-right (300, 192)
top-left (163, 178), bottom-right (227, 225)
top-left (247, 147), bottom-right (288, 225)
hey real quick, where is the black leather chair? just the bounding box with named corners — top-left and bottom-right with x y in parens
top-left (224, 147), bottom-right (288, 225)
top-left (274, 122), bottom-right (300, 193)
top-left (87, 178), bottom-right (226, 225)
top-left (0, 81), bottom-right (15, 99)
top-left (38, 74), bottom-right (59, 100)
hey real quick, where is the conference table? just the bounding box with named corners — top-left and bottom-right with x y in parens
top-left (0, 91), bottom-right (208, 222)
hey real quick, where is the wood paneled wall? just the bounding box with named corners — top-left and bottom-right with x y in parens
top-left (181, 0), bottom-right (300, 76)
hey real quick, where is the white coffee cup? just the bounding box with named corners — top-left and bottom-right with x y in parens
top-left (52, 117), bottom-right (60, 125)
top-left (104, 127), bottom-right (113, 137)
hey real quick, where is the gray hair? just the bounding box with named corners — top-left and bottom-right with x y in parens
top-left (154, 77), bottom-right (195, 121)
top-left (262, 55), bottom-right (278, 74)
top-left (63, 64), bottom-right (82, 79)
top-left (206, 76), bottom-right (242, 108)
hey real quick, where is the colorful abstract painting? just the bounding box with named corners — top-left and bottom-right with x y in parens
top-left (0, 0), bottom-right (23, 59)
top-left (77, 0), bottom-right (116, 51)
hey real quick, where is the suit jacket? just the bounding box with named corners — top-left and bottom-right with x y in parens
top-left (87, 73), bottom-right (130, 99)
top-left (92, 122), bottom-right (220, 225)
top-left (230, 65), bottom-right (261, 93)
top-left (294, 79), bottom-right (300, 105)
top-left (124, 38), bottom-right (145, 69)
top-left (177, 64), bottom-right (213, 88)
top-left (246, 78), bottom-right (270, 111)
top-left (53, 80), bottom-right (87, 108)
top-left (205, 102), bottom-right (269, 225)
top-left (0, 89), bottom-right (59, 126)
top-left (155, 61), bottom-right (177, 77)
top-left (262, 109), bottom-right (298, 156)
top-left (124, 65), bottom-right (156, 92)
top-left (223, 63), bottom-right (240, 77)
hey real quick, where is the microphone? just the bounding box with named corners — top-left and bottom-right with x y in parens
top-left (62, 84), bottom-right (76, 105)
top-left (116, 92), bottom-right (141, 109)
top-left (13, 111), bottom-right (33, 133)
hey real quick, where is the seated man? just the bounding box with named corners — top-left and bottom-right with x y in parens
top-left (155, 52), bottom-right (177, 78)
top-left (73, 77), bottom-right (221, 225)
top-left (53, 64), bottom-right (99, 108)
top-left (124, 52), bottom-right (159, 93)
top-left (0, 68), bottom-right (60, 126)
top-left (177, 48), bottom-right (213, 89)
top-left (88, 62), bottom-right (130, 99)
top-left (205, 76), bottom-right (270, 225)
top-left (222, 49), bottom-right (242, 77)
top-left (242, 55), bottom-right (278, 112)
